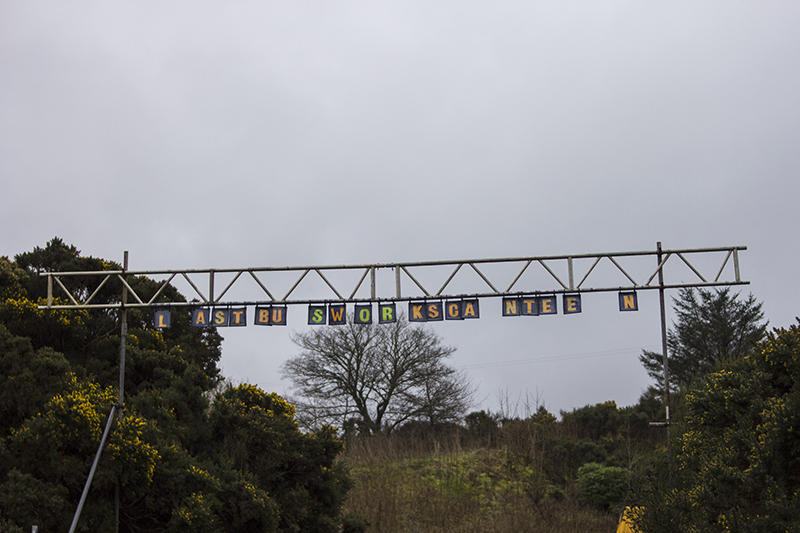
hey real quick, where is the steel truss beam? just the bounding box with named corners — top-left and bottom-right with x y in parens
top-left (39, 246), bottom-right (748, 310)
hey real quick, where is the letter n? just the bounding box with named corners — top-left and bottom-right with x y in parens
top-left (503, 298), bottom-right (520, 316)
top-left (619, 292), bottom-right (638, 311)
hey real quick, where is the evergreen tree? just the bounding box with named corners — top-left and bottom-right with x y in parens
top-left (639, 288), bottom-right (767, 392)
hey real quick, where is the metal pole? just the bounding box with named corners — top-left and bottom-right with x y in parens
top-left (657, 242), bottom-right (671, 453)
top-left (68, 405), bottom-right (117, 533)
top-left (118, 251), bottom-right (128, 417)
top-left (116, 251), bottom-right (128, 533)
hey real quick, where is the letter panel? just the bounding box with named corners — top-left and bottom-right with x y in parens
top-left (192, 308), bottom-right (210, 328)
top-left (462, 298), bottom-right (480, 319)
top-left (213, 308), bottom-right (229, 327)
top-left (503, 297), bottom-right (520, 316)
top-left (539, 296), bottom-right (557, 315)
top-left (426, 301), bottom-right (443, 321)
top-left (521, 298), bottom-right (539, 316)
top-left (230, 307), bottom-right (247, 326)
top-left (409, 302), bottom-right (427, 322)
top-left (355, 304), bottom-right (372, 324)
top-left (563, 294), bottom-right (581, 314)
top-left (155, 310), bottom-right (171, 329)
top-left (619, 292), bottom-right (638, 311)
top-left (255, 306), bottom-right (272, 325)
top-left (308, 305), bottom-right (327, 325)
top-left (271, 306), bottom-right (287, 325)
top-left (329, 304), bottom-right (346, 325)
top-left (445, 301), bottom-right (463, 320)
top-left (379, 303), bottom-right (397, 323)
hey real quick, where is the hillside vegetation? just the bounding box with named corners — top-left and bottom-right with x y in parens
top-left (338, 396), bottom-right (665, 533)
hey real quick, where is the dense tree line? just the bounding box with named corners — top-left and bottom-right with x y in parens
top-left (0, 239), bottom-right (351, 532)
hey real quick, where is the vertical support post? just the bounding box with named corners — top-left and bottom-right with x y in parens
top-left (370, 267), bottom-right (376, 300)
top-left (657, 242), bottom-right (671, 454)
top-left (209, 270), bottom-right (215, 304)
top-left (46, 274), bottom-right (52, 307)
top-left (567, 257), bottom-right (574, 291)
top-left (119, 251), bottom-right (128, 418)
top-left (116, 251), bottom-right (128, 533)
top-left (395, 266), bottom-right (401, 299)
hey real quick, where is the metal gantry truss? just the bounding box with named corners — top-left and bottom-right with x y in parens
top-left (40, 245), bottom-right (748, 310)
top-left (45, 244), bottom-right (749, 531)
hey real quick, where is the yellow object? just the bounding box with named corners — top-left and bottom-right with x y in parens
top-left (616, 506), bottom-right (640, 533)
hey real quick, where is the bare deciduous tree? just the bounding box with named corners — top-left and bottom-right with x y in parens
top-left (282, 314), bottom-right (474, 435)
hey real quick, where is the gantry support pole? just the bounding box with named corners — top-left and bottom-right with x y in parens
top-left (68, 251), bottom-right (128, 533)
top-left (657, 242), bottom-right (672, 454)
top-left (115, 251), bottom-right (128, 533)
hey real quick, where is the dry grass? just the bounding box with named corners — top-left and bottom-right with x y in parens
top-left (341, 434), bottom-right (618, 533)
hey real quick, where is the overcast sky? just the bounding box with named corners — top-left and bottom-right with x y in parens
top-left (2, 1), bottom-right (799, 417)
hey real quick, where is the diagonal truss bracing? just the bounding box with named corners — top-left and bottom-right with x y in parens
top-left (39, 245), bottom-right (748, 310)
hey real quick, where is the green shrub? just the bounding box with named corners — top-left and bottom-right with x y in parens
top-left (341, 512), bottom-right (371, 533)
top-left (575, 462), bottom-right (628, 511)
top-left (0, 518), bottom-right (24, 533)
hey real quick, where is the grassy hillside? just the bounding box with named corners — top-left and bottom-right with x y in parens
top-left (340, 425), bottom-right (638, 533)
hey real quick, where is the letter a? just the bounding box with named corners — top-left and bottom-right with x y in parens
top-left (192, 309), bottom-right (208, 327)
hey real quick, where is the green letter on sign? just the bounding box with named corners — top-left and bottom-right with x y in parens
top-left (355, 304), bottom-right (372, 324)
top-left (380, 303), bottom-right (396, 323)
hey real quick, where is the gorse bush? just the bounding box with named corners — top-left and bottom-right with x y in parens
top-left (0, 240), bottom-right (352, 532)
top-left (634, 323), bottom-right (800, 532)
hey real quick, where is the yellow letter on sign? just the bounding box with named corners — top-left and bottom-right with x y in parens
top-left (619, 292), bottom-right (638, 311)
top-left (563, 294), bottom-right (581, 315)
top-left (192, 308), bottom-right (209, 328)
top-left (503, 298), bottom-right (520, 316)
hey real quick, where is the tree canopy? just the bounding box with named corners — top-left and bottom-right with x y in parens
top-left (283, 315), bottom-right (474, 435)
top-left (0, 238), bottom-right (351, 532)
top-left (639, 287), bottom-right (767, 392)
top-left (634, 322), bottom-right (800, 532)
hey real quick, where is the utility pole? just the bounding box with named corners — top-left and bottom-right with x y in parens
top-left (656, 242), bottom-right (672, 454)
